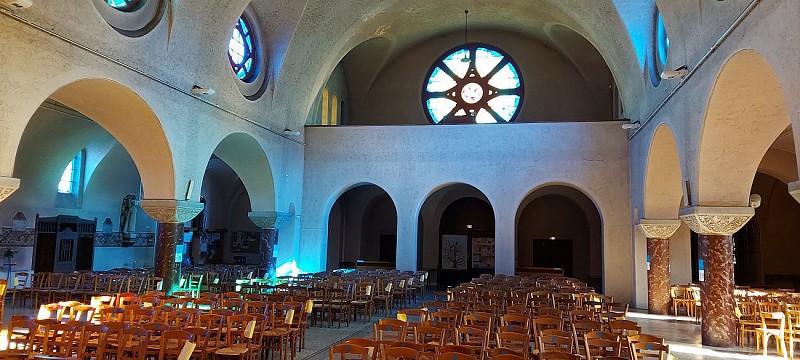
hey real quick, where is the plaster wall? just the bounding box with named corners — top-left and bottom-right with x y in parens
top-left (346, 29), bottom-right (611, 125)
top-left (303, 122), bottom-right (632, 302)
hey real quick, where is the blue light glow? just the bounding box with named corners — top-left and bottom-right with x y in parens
top-left (229, 15), bottom-right (258, 82)
top-left (656, 12), bottom-right (669, 68)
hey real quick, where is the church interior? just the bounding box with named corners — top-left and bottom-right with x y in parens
top-left (0, 0), bottom-right (799, 359)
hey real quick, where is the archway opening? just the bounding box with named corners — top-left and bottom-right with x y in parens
top-left (6, 96), bottom-right (166, 273)
top-left (516, 185), bottom-right (602, 290)
top-left (417, 184), bottom-right (495, 288)
top-left (326, 184), bottom-right (397, 271)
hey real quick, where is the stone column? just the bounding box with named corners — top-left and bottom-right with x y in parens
top-left (637, 219), bottom-right (681, 315)
top-left (679, 206), bottom-right (754, 347)
top-left (0, 177), bottom-right (21, 202)
top-left (141, 199), bottom-right (204, 294)
top-left (248, 211), bottom-right (291, 279)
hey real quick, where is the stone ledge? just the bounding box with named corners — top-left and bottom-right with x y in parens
top-left (0, 177), bottom-right (21, 203)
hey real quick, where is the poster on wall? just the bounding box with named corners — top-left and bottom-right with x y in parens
top-left (471, 237), bottom-right (495, 269)
top-left (441, 235), bottom-right (468, 270)
top-left (231, 231), bottom-right (260, 253)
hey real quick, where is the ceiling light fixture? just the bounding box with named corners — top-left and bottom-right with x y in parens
top-left (461, 9), bottom-right (470, 63)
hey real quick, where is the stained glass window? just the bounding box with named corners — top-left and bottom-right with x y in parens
top-left (106, 0), bottom-right (140, 12)
top-left (656, 12), bottom-right (669, 68)
top-left (423, 44), bottom-right (523, 124)
top-left (228, 15), bottom-right (258, 82)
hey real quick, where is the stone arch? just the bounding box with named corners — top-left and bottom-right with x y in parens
top-left (644, 123), bottom-right (683, 218)
top-left (696, 50), bottom-right (792, 206)
top-left (321, 181), bottom-right (398, 271)
top-left (208, 132), bottom-right (276, 212)
top-left (515, 183), bottom-right (603, 288)
top-left (11, 78), bottom-right (176, 200)
top-left (417, 182), bottom-right (496, 283)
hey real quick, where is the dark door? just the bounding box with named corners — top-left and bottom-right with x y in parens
top-left (379, 234), bottom-right (396, 262)
top-left (532, 238), bottom-right (574, 277)
top-left (75, 236), bottom-right (94, 271)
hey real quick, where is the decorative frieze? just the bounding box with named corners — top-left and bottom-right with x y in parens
top-left (0, 227), bottom-right (35, 246)
top-left (140, 199), bottom-right (204, 224)
top-left (0, 177), bottom-right (21, 203)
top-left (248, 211), bottom-right (292, 229)
top-left (637, 219), bottom-right (681, 239)
top-left (94, 232), bottom-right (155, 247)
top-left (678, 206), bottom-right (754, 236)
top-left (790, 181), bottom-right (800, 204)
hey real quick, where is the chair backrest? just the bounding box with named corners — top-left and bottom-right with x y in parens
top-left (608, 320), bottom-right (640, 336)
top-left (630, 341), bottom-right (669, 360)
top-left (117, 327), bottom-right (151, 360)
top-left (76, 324), bottom-right (108, 359)
top-left (159, 330), bottom-right (194, 360)
top-left (538, 351), bottom-right (579, 360)
top-left (761, 311), bottom-right (786, 332)
top-left (495, 331), bottom-right (529, 358)
top-left (435, 352), bottom-right (476, 360)
top-left (344, 338), bottom-right (377, 360)
top-left (585, 337), bottom-right (621, 360)
top-left (382, 346), bottom-right (419, 360)
top-left (538, 329), bottom-right (573, 353)
top-left (375, 322), bottom-right (407, 342)
top-left (330, 343), bottom-right (369, 360)
top-left (7, 319), bottom-right (37, 352)
top-left (42, 323), bottom-right (77, 357)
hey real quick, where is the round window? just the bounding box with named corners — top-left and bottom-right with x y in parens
top-left (228, 15), bottom-right (259, 83)
top-left (106, 0), bottom-right (141, 12)
top-left (423, 44), bottom-right (523, 124)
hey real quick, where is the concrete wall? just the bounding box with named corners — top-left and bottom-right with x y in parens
top-left (303, 122), bottom-right (633, 302)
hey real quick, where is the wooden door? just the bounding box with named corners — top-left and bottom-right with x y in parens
top-left (54, 228), bottom-right (78, 273)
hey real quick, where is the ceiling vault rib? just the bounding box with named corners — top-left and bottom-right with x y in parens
top-left (0, 7), bottom-right (305, 146)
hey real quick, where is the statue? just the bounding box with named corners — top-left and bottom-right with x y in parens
top-left (120, 194), bottom-right (138, 234)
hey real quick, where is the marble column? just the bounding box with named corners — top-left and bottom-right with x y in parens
top-left (248, 211), bottom-right (291, 279)
top-left (0, 177), bottom-right (21, 203)
top-left (637, 219), bottom-right (681, 315)
top-left (141, 199), bottom-right (204, 294)
top-left (679, 206), bottom-right (754, 347)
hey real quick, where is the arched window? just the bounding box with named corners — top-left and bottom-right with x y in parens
top-left (423, 44), bottom-right (523, 124)
top-left (228, 15), bottom-right (259, 82)
top-left (58, 150), bottom-right (84, 195)
top-left (106, 0), bottom-right (141, 12)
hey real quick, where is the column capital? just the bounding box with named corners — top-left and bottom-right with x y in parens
top-left (636, 219), bottom-right (682, 239)
top-left (678, 206), bottom-right (754, 236)
top-left (140, 199), bottom-right (204, 223)
top-left (248, 211), bottom-right (292, 229)
top-left (790, 181), bottom-right (800, 204)
top-left (0, 177), bottom-right (21, 203)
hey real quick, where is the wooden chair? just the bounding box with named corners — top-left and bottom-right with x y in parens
top-left (736, 301), bottom-right (760, 345)
top-left (330, 343), bottom-right (370, 360)
top-left (413, 325), bottom-right (446, 360)
top-left (40, 322), bottom-right (77, 357)
top-left (159, 330), bottom-right (195, 360)
top-left (495, 332), bottom-right (529, 359)
top-left (756, 311), bottom-right (788, 357)
top-left (785, 304), bottom-right (800, 359)
top-left (537, 329), bottom-right (573, 355)
top-left (571, 320), bottom-right (603, 356)
top-left (538, 351), bottom-right (579, 360)
top-left (436, 345), bottom-right (473, 356)
top-left (7, 272), bottom-right (28, 308)
top-left (75, 324), bottom-right (109, 360)
top-left (629, 341), bottom-right (669, 360)
top-left (382, 346), bottom-right (419, 360)
top-left (435, 352), bottom-right (476, 360)
top-left (584, 338), bottom-right (621, 360)
top-left (1, 319), bottom-right (37, 358)
top-left (186, 327), bottom-right (211, 360)
top-left (454, 326), bottom-right (487, 359)
top-left (344, 338), bottom-right (378, 360)
top-left (487, 348), bottom-right (526, 360)
top-left (117, 327), bottom-right (151, 360)
top-left (489, 354), bottom-right (525, 360)
top-left (352, 282), bottom-right (375, 321)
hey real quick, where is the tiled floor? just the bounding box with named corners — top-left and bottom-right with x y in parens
top-left (2, 302), bottom-right (790, 359)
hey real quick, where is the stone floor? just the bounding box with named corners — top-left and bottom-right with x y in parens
top-left (1, 301), bottom-right (790, 359)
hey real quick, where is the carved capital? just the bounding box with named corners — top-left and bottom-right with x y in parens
top-left (678, 206), bottom-right (754, 236)
top-left (637, 219), bottom-right (682, 239)
top-left (0, 177), bottom-right (21, 203)
top-left (140, 199), bottom-right (204, 223)
top-left (248, 211), bottom-right (292, 229)
top-left (790, 181), bottom-right (800, 204)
